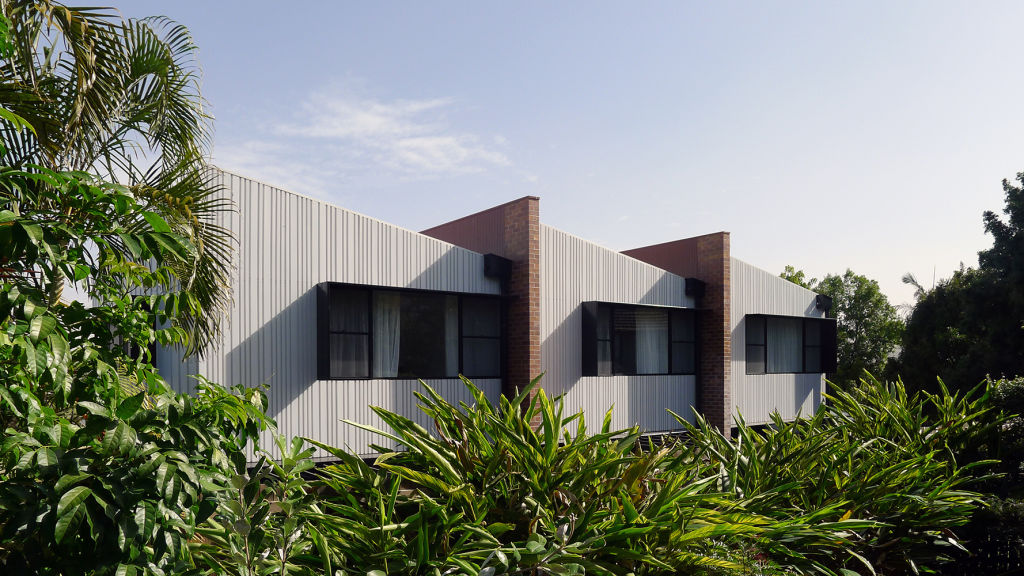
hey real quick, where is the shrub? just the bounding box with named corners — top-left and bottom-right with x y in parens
top-left (678, 375), bottom-right (998, 575)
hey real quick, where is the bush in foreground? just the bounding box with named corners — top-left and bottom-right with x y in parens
top-left (272, 374), bottom-right (998, 576)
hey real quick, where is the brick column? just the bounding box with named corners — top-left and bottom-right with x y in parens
top-left (502, 198), bottom-right (541, 400)
top-left (696, 233), bottom-right (732, 435)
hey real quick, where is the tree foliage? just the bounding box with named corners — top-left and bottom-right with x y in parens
top-left (780, 267), bottom-right (903, 385)
top-left (899, 173), bottom-right (1024, 395)
top-left (0, 165), bottom-right (271, 575)
top-left (0, 0), bottom-right (233, 354)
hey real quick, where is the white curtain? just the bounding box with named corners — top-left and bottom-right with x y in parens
top-left (373, 292), bottom-right (401, 377)
top-left (767, 317), bottom-right (803, 373)
top-left (635, 309), bottom-right (668, 374)
top-left (445, 295), bottom-right (459, 377)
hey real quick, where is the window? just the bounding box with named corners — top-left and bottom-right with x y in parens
top-left (582, 302), bottom-right (696, 377)
top-left (317, 283), bottom-right (502, 380)
top-left (461, 296), bottom-right (502, 378)
top-left (744, 314), bottom-right (837, 375)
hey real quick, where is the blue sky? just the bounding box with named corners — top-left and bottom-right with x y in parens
top-left (125, 1), bottom-right (1024, 306)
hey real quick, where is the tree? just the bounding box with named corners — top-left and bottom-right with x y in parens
top-left (0, 163), bottom-right (271, 574)
top-left (899, 174), bottom-right (1024, 395)
top-left (780, 265), bottom-right (816, 290)
top-left (0, 0), bottom-right (232, 353)
top-left (780, 267), bottom-right (903, 385)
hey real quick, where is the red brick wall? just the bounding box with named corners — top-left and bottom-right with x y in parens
top-left (422, 197), bottom-right (542, 400)
top-left (501, 198), bottom-right (541, 400)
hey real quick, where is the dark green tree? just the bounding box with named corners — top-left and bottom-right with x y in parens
top-left (780, 267), bottom-right (903, 385)
top-left (899, 173), bottom-right (1024, 395)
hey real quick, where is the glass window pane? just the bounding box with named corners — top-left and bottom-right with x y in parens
top-left (804, 319), bottom-right (821, 344)
top-left (597, 305), bottom-right (611, 340)
top-left (372, 292), bottom-right (402, 378)
top-left (612, 308), bottom-right (636, 374)
top-left (767, 317), bottom-right (803, 373)
top-left (746, 316), bottom-right (765, 346)
top-left (445, 296), bottom-right (459, 377)
top-left (671, 310), bottom-right (695, 342)
top-left (462, 296), bottom-right (501, 337)
top-left (397, 293), bottom-right (447, 378)
top-left (635, 308), bottom-right (668, 374)
top-left (463, 338), bottom-right (500, 378)
top-left (671, 342), bottom-right (695, 374)
top-left (597, 341), bottom-right (612, 376)
top-left (330, 288), bottom-right (368, 332)
top-left (746, 345), bottom-right (765, 375)
top-left (331, 334), bottom-right (368, 378)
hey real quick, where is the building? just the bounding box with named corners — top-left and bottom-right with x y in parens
top-left (158, 170), bottom-right (836, 459)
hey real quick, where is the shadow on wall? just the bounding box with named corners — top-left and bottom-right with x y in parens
top-left (221, 246), bottom-right (502, 455)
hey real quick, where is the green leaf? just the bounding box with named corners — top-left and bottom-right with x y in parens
top-left (20, 221), bottom-right (43, 244)
top-left (115, 392), bottom-right (146, 421)
top-left (142, 211), bottom-right (171, 233)
top-left (36, 447), bottom-right (58, 469)
top-left (55, 486), bottom-right (92, 543)
top-left (114, 196), bottom-right (130, 216)
top-left (58, 486), bottom-right (93, 516)
top-left (116, 233), bottom-right (144, 259)
top-left (29, 314), bottom-right (56, 343)
top-left (55, 503), bottom-right (86, 544)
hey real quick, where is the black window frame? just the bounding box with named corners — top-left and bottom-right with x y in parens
top-left (317, 282), bottom-right (505, 381)
top-left (744, 314), bottom-right (837, 375)
top-left (581, 301), bottom-right (697, 377)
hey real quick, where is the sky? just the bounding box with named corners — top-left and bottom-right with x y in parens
top-left (123, 1), bottom-right (1024, 308)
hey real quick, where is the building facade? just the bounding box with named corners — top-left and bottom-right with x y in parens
top-left (158, 170), bottom-right (835, 459)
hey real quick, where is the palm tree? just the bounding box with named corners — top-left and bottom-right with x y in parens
top-left (0, 0), bottom-right (232, 354)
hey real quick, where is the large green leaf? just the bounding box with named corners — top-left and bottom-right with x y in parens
top-left (55, 486), bottom-right (93, 544)
top-left (28, 313), bottom-right (56, 343)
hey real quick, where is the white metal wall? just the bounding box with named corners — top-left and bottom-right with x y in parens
top-left (730, 258), bottom-right (825, 425)
top-left (540, 225), bottom-right (697, 432)
top-left (157, 170), bottom-right (502, 459)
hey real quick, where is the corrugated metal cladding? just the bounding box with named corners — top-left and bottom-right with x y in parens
top-left (540, 225), bottom-right (697, 433)
top-left (730, 258), bottom-right (825, 425)
top-left (156, 170), bottom-right (502, 460)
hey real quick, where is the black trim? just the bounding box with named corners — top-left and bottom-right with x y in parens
top-left (484, 253), bottom-right (512, 279)
top-left (581, 302), bottom-right (600, 377)
top-left (815, 294), bottom-right (833, 313)
top-left (317, 284), bottom-right (329, 380)
top-left (743, 314), bottom-right (837, 375)
top-left (685, 278), bottom-right (706, 300)
top-left (316, 282), bottom-right (505, 381)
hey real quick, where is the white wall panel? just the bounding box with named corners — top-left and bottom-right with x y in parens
top-left (158, 170), bottom-right (502, 458)
top-left (730, 258), bottom-right (825, 424)
top-left (540, 225), bottom-right (696, 431)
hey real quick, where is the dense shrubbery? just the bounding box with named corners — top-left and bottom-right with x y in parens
top-left (256, 375), bottom-right (993, 576)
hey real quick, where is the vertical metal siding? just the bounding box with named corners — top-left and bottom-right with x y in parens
top-left (730, 258), bottom-right (825, 424)
top-left (159, 170), bottom-right (502, 459)
top-left (540, 225), bottom-right (697, 432)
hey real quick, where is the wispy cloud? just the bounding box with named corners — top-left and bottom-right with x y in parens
top-left (213, 86), bottom-right (511, 198)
